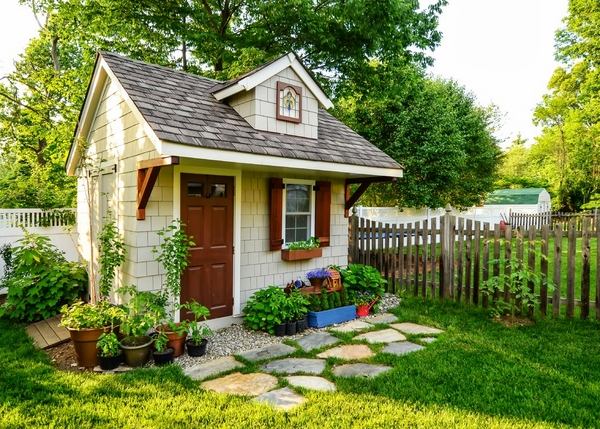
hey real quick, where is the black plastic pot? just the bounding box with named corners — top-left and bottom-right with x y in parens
top-left (98, 353), bottom-right (122, 371)
top-left (186, 338), bottom-right (208, 357)
top-left (153, 348), bottom-right (174, 366)
top-left (296, 317), bottom-right (308, 333)
top-left (274, 323), bottom-right (286, 337)
top-left (285, 320), bottom-right (297, 336)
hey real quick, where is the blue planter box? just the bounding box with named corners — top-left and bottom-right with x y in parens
top-left (307, 305), bottom-right (356, 328)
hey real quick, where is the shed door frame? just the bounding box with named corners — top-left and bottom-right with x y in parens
top-left (173, 164), bottom-right (242, 321)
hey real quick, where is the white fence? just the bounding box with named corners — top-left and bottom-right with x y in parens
top-left (0, 208), bottom-right (79, 290)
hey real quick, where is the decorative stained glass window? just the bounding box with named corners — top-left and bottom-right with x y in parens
top-left (276, 81), bottom-right (302, 123)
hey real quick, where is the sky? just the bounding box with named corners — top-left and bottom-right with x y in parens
top-left (424, 0), bottom-right (569, 146)
top-left (0, 0), bottom-right (569, 147)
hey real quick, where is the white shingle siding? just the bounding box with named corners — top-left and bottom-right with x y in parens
top-left (238, 171), bottom-right (348, 309)
top-left (229, 67), bottom-right (319, 139)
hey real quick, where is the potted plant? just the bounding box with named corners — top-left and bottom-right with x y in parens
top-left (353, 292), bottom-right (378, 317)
top-left (306, 268), bottom-right (331, 292)
top-left (152, 332), bottom-right (174, 365)
top-left (118, 287), bottom-right (164, 367)
top-left (181, 300), bottom-right (212, 357)
top-left (341, 264), bottom-right (387, 317)
top-left (287, 290), bottom-right (309, 333)
top-left (96, 332), bottom-right (122, 370)
top-left (281, 237), bottom-right (321, 261)
top-left (281, 296), bottom-right (297, 335)
top-left (156, 320), bottom-right (188, 357)
top-left (243, 286), bottom-right (287, 335)
top-left (60, 301), bottom-right (125, 369)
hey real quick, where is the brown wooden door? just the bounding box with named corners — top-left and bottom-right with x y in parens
top-left (180, 173), bottom-right (234, 320)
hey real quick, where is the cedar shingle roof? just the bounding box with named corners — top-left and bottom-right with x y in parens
top-left (101, 52), bottom-right (401, 170)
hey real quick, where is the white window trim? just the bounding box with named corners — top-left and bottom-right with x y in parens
top-left (282, 178), bottom-right (316, 248)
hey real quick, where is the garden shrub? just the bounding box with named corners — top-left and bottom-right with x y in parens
top-left (0, 232), bottom-right (87, 322)
top-left (341, 264), bottom-right (387, 304)
top-left (243, 286), bottom-right (287, 334)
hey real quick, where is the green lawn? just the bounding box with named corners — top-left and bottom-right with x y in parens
top-left (2, 299), bottom-right (600, 428)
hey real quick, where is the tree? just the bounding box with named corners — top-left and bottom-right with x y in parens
top-left (494, 135), bottom-right (548, 190)
top-left (0, 0), bottom-right (446, 208)
top-left (337, 62), bottom-right (501, 209)
top-left (533, 0), bottom-right (600, 211)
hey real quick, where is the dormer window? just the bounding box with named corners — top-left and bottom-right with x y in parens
top-left (276, 81), bottom-right (302, 123)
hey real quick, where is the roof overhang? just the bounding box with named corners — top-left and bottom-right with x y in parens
top-left (65, 54), bottom-right (163, 176)
top-left (212, 53), bottom-right (334, 110)
top-left (158, 140), bottom-right (402, 178)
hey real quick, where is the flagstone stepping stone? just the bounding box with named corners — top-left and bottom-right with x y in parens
top-left (382, 341), bottom-right (425, 356)
top-left (201, 372), bottom-right (277, 396)
top-left (237, 343), bottom-right (296, 362)
top-left (390, 322), bottom-right (444, 336)
top-left (254, 387), bottom-right (306, 411)
top-left (285, 376), bottom-right (336, 392)
top-left (261, 358), bottom-right (326, 375)
top-left (354, 328), bottom-right (406, 344)
top-left (332, 363), bottom-right (392, 379)
top-left (420, 337), bottom-right (437, 344)
top-left (184, 356), bottom-right (244, 381)
top-left (329, 320), bottom-right (371, 333)
top-left (296, 332), bottom-right (339, 352)
top-left (316, 344), bottom-right (374, 360)
top-left (365, 313), bottom-right (398, 325)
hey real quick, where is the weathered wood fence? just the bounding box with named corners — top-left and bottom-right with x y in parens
top-left (349, 209), bottom-right (600, 319)
top-left (510, 210), bottom-right (598, 233)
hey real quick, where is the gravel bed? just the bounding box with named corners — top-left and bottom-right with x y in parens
top-left (176, 293), bottom-right (402, 370)
top-left (175, 324), bottom-right (319, 370)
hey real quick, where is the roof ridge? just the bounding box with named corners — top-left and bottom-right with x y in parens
top-left (99, 51), bottom-right (224, 84)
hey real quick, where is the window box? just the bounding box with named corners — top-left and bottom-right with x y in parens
top-left (307, 305), bottom-right (356, 328)
top-left (281, 247), bottom-right (322, 261)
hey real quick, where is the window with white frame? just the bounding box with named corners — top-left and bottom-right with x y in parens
top-left (283, 180), bottom-right (315, 244)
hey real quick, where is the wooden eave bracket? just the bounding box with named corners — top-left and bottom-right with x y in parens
top-left (344, 176), bottom-right (397, 217)
top-left (136, 156), bottom-right (179, 220)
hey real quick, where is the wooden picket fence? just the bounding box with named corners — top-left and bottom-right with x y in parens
top-left (348, 210), bottom-right (600, 319)
top-left (510, 210), bottom-right (598, 233)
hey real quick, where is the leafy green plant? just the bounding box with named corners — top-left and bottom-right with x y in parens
top-left (117, 286), bottom-right (166, 338)
top-left (331, 292), bottom-right (342, 308)
top-left (96, 332), bottom-right (120, 357)
top-left (286, 290), bottom-right (309, 320)
top-left (181, 300), bottom-right (212, 345)
top-left (60, 300), bottom-right (125, 329)
top-left (320, 293), bottom-right (330, 311)
top-left (341, 264), bottom-right (387, 305)
top-left (340, 289), bottom-right (349, 306)
top-left (286, 237), bottom-right (319, 251)
top-left (309, 294), bottom-right (321, 312)
top-left (481, 242), bottom-right (554, 319)
top-left (154, 332), bottom-right (169, 352)
top-left (243, 286), bottom-right (287, 334)
top-left (0, 231), bottom-right (87, 322)
top-left (154, 220), bottom-right (195, 310)
top-left (98, 215), bottom-right (126, 298)
top-left (352, 291), bottom-right (377, 306)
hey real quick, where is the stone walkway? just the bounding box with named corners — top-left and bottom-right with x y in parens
top-left (188, 315), bottom-right (444, 411)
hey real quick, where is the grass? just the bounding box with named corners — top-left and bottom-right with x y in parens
top-left (2, 299), bottom-right (600, 428)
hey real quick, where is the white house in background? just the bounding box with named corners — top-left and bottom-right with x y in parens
top-left (355, 188), bottom-right (552, 227)
top-left (66, 52), bottom-right (402, 327)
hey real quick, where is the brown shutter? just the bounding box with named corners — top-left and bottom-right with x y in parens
top-left (269, 178), bottom-right (284, 251)
top-left (314, 181), bottom-right (331, 247)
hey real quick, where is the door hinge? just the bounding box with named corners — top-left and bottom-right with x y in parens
top-left (232, 245), bottom-right (235, 254)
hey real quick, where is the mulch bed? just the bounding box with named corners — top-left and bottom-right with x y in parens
top-left (45, 341), bottom-right (82, 371)
top-left (494, 315), bottom-right (535, 328)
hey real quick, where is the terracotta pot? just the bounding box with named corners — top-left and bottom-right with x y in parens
top-left (68, 327), bottom-right (106, 369)
top-left (158, 324), bottom-right (188, 357)
top-left (309, 278), bottom-right (324, 292)
top-left (186, 339), bottom-right (208, 357)
top-left (120, 336), bottom-right (153, 367)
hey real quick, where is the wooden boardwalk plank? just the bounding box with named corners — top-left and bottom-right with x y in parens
top-left (26, 316), bottom-right (70, 349)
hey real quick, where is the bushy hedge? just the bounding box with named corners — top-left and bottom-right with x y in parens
top-left (0, 232), bottom-right (87, 322)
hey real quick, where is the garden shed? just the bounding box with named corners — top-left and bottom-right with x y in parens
top-left (66, 52), bottom-right (402, 327)
top-left (484, 188), bottom-right (551, 214)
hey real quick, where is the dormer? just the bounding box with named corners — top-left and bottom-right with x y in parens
top-left (212, 53), bottom-right (333, 139)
